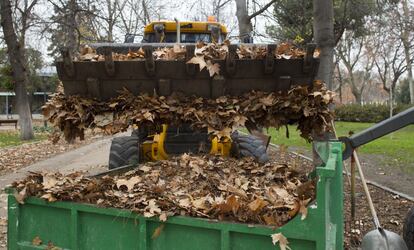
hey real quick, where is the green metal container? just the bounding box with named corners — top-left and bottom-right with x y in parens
top-left (7, 141), bottom-right (343, 250)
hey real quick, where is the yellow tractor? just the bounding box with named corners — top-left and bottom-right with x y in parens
top-left (110, 20), bottom-right (268, 169)
top-left (56, 18), bottom-right (319, 169)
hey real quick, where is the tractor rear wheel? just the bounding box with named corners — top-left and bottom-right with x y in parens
top-left (108, 136), bottom-right (140, 169)
top-left (230, 132), bottom-right (269, 163)
top-left (403, 206), bottom-right (414, 249)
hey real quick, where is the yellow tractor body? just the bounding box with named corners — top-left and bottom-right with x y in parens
top-left (141, 125), bottom-right (232, 162)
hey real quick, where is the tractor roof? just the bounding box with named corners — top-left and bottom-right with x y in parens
top-left (144, 20), bottom-right (228, 34)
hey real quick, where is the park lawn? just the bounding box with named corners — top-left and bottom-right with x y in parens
top-left (263, 121), bottom-right (414, 165)
top-left (0, 130), bottom-right (48, 148)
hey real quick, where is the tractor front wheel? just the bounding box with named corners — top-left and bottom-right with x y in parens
top-left (230, 132), bottom-right (269, 164)
top-left (404, 206), bottom-right (414, 249)
top-left (108, 136), bottom-right (140, 169)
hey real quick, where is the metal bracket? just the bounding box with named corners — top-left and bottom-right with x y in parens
top-left (103, 47), bottom-right (115, 77)
top-left (264, 44), bottom-right (276, 74)
top-left (211, 75), bottom-right (226, 98)
top-left (143, 45), bottom-right (155, 76)
top-left (60, 48), bottom-right (75, 78)
top-left (185, 45), bottom-right (196, 76)
top-left (225, 44), bottom-right (237, 76)
top-left (303, 43), bottom-right (316, 73)
top-left (278, 76), bottom-right (291, 92)
top-left (86, 78), bottom-right (101, 99)
top-left (158, 79), bottom-right (171, 96)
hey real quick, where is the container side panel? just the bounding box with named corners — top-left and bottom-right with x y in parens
top-left (147, 221), bottom-right (221, 250)
top-left (19, 204), bottom-right (71, 249)
top-left (78, 211), bottom-right (140, 250)
top-left (229, 232), bottom-right (316, 250)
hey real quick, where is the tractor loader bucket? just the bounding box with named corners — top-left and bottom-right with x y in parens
top-left (56, 43), bottom-right (319, 101)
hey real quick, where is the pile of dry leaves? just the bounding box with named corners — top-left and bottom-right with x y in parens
top-left (42, 82), bottom-right (334, 142)
top-left (12, 154), bottom-right (315, 227)
top-left (78, 42), bottom-right (309, 62)
top-left (78, 42), bottom-right (312, 77)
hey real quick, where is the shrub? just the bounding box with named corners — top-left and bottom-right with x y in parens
top-left (334, 103), bottom-right (413, 123)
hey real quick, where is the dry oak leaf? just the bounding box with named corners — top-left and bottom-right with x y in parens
top-left (152, 224), bottom-right (165, 240)
top-left (43, 175), bottom-right (58, 189)
top-left (41, 193), bottom-right (57, 202)
top-left (14, 189), bottom-right (26, 204)
top-left (144, 199), bottom-right (162, 217)
top-left (299, 198), bottom-right (312, 220)
top-left (206, 60), bottom-right (220, 77)
top-left (217, 195), bottom-right (240, 214)
top-left (186, 56), bottom-right (207, 71)
top-left (159, 213), bottom-right (168, 222)
top-left (248, 198), bottom-right (269, 213)
top-left (94, 113), bottom-right (113, 127)
top-left (192, 197), bottom-right (208, 210)
top-left (271, 233), bottom-right (291, 250)
top-left (32, 236), bottom-right (42, 246)
top-left (116, 176), bottom-right (141, 191)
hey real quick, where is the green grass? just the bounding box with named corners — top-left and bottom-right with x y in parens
top-left (262, 121), bottom-right (414, 165)
top-left (0, 130), bottom-right (48, 148)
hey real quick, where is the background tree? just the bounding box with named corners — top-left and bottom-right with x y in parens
top-left (313, 0), bottom-right (335, 88)
top-left (336, 30), bottom-right (375, 104)
top-left (0, 0), bottom-right (36, 139)
top-left (396, 78), bottom-right (411, 104)
top-left (267, 0), bottom-right (377, 44)
top-left (389, 0), bottom-right (414, 104)
top-left (234, 0), bottom-right (277, 42)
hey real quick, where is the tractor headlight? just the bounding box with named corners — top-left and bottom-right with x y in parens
top-left (154, 23), bottom-right (165, 33)
top-left (207, 24), bottom-right (219, 32)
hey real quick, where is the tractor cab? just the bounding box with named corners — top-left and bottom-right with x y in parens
top-left (141, 19), bottom-right (227, 43)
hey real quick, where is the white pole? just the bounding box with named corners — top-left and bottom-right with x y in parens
top-left (5, 94), bottom-right (9, 118)
top-left (174, 18), bottom-right (180, 43)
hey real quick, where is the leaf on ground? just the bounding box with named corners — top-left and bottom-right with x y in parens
top-left (14, 189), bottom-right (26, 204)
top-left (299, 198), bottom-right (312, 220)
top-left (159, 213), bottom-right (168, 222)
top-left (271, 233), bottom-right (291, 250)
top-left (43, 175), bottom-right (58, 189)
top-left (144, 199), bottom-right (161, 217)
top-left (216, 195), bottom-right (240, 214)
top-left (248, 198), bottom-right (269, 213)
top-left (0, 217), bottom-right (7, 226)
top-left (116, 176), bottom-right (141, 191)
top-left (192, 197), bottom-right (208, 210)
top-left (32, 236), bottom-right (42, 246)
top-left (151, 224), bottom-right (165, 239)
top-left (94, 113), bottom-right (113, 127)
top-left (179, 198), bottom-right (191, 208)
top-left (41, 193), bottom-right (57, 202)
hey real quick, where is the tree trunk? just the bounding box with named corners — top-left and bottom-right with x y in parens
top-left (235, 0), bottom-right (253, 42)
top-left (67, 0), bottom-right (78, 55)
top-left (0, 0), bottom-right (34, 140)
top-left (389, 87), bottom-right (393, 117)
top-left (313, 0), bottom-right (335, 89)
top-left (350, 84), bottom-right (362, 104)
top-left (142, 0), bottom-right (150, 25)
top-left (402, 0), bottom-right (414, 104)
top-left (336, 62), bottom-right (343, 103)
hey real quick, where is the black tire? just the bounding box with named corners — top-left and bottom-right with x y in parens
top-left (230, 132), bottom-right (269, 164)
top-left (108, 136), bottom-right (140, 169)
top-left (403, 206), bottom-right (414, 250)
